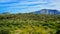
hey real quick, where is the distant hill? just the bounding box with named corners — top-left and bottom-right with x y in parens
top-left (31, 9), bottom-right (60, 14)
top-left (1, 9), bottom-right (60, 14)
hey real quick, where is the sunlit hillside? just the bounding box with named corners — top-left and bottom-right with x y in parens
top-left (0, 14), bottom-right (60, 34)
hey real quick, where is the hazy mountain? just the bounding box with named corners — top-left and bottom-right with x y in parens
top-left (32, 9), bottom-right (60, 14)
top-left (1, 9), bottom-right (60, 14)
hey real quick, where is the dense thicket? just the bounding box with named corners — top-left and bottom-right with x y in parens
top-left (0, 14), bottom-right (60, 34)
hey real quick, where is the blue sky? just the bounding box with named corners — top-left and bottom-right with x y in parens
top-left (0, 0), bottom-right (60, 13)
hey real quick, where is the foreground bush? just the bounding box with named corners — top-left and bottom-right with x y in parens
top-left (0, 14), bottom-right (60, 34)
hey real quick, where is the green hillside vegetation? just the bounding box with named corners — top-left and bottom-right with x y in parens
top-left (0, 14), bottom-right (60, 34)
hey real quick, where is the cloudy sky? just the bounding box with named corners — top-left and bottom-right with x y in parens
top-left (0, 0), bottom-right (60, 13)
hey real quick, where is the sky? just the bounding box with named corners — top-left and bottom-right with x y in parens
top-left (0, 0), bottom-right (60, 14)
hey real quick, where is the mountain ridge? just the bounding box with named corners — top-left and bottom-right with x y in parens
top-left (31, 9), bottom-right (60, 14)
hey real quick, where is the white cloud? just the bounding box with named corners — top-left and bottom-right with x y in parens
top-left (0, 0), bottom-right (60, 13)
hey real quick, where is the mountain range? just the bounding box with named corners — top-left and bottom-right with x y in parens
top-left (1, 9), bottom-right (60, 14)
top-left (31, 9), bottom-right (60, 14)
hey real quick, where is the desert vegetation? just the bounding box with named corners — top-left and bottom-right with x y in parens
top-left (0, 14), bottom-right (60, 34)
